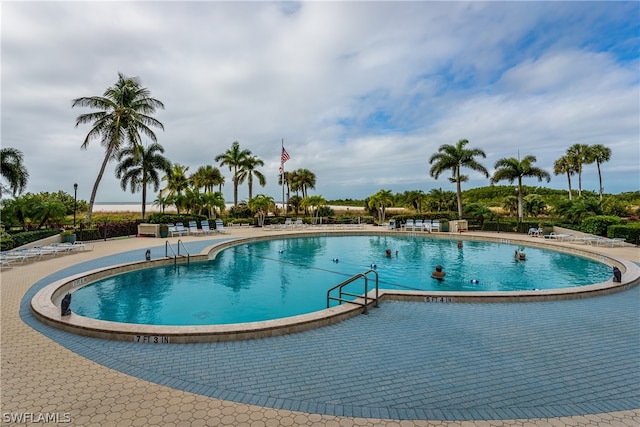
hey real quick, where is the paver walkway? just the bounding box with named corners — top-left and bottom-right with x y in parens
top-left (2, 229), bottom-right (639, 426)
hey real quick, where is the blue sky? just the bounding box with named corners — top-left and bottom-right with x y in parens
top-left (2, 1), bottom-right (639, 204)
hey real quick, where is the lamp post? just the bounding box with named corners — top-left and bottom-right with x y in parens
top-left (73, 183), bottom-right (78, 230)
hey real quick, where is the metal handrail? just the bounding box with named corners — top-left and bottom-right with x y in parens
top-left (177, 239), bottom-right (190, 266)
top-left (165, 240), bottom-right (190, 266)
top-left (327, 269), bottom-right (379, 314)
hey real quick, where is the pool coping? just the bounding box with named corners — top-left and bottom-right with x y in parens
top-left (30, 231), bottom-right (640, 343)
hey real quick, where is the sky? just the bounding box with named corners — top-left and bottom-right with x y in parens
top-left (2, 1), bottom-right (639, 205)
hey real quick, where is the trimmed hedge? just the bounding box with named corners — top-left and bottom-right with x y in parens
top-left (2, 229), bottom-right (61, 249)
top-left (580, 215), bottom-right (623, 236)
top-left (607, 223), bottom-right (640, 245)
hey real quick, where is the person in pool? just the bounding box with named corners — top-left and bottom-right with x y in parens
top-left (385, 248), bottom-right (392, 257)
top-left (431, 264), bottom-right (445, 280)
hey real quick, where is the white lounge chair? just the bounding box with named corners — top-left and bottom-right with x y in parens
top-left (215, 219), bottom-right (229, 234)
top-left (415, 219), bottom-right (424, 231)
top-left (431, 220), bottom-right (440, 232)
top-left (596, 237), bottom-right (626, 247)
top-left (188, 220), bottom-right (206, 236)
top-left (200, 220), bottom-right (215, 235)
top-left (175, 222), bottom-right (189, 236)
top-left (404, 219), bottom-right (415, 231)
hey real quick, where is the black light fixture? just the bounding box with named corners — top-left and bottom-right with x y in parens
top-left (73, 183), bottom-right (78, 229)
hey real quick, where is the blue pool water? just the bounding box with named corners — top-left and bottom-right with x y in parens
top-left (71, 235), bottom-right (612, 325)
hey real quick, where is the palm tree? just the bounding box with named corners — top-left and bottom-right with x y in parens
top-left (429, 139), bottom-right (489, 219)
top-left (72, 73), bottom-right (164, 223)
top-left (0, 147), bottom-right (29, 199)
top-left (215, 141), bottom-right (251, 206)
top-left (238, 155), bottom-right (266, 200)
top-left (368, 189), bottom-right (394, 223)
top-left (491, 155), bottom-right (551, 222)
top-left (295, 168), bottom-right (317, 200)
top-left (553, 155), bottom-right (576, 200)
top-left (566, 144), bottom-right (590, 197)
top-left (114, 142), bottom-right (171, 220)
top-left (401, 190), bottom-right (426, 213)
top-left (161, 164), bottom-right (190, 214)
top-left (302, 195), bottom-right (327, 223)
top-left (248, 194), bottom-right (275, 227)
top-left (588, 144), bottom-right (612, 201)
top-left (191, 165), bottom-right (224, 194)
top-left (278, 171), bottom-right (292, 213)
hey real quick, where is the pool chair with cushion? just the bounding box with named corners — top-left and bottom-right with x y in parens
top-left (200, 220), bottom-right (215, 235)
top-left (404, 219), bottom-right (415, 231)
top-left (431, 220), bottom-right (440, 232)
top-left (215, 219), bottom-right (229, 234)
top-left (188, 221), bottom-right (206, 236)
top-left (174, 222), bottom-right (189, 236)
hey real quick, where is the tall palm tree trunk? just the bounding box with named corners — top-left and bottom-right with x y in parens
top-left (566, 172), bottom-right (573, 200)
top-left (85, 149), bottom-right (113, 224)
top-left (596, 161), bottom-right (604, 201)
top-left (141, 181), bottom-right (148, 221)
top-left (455, 170), bottom-right (463, 219)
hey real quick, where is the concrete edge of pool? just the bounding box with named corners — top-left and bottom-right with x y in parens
top-left (30, 231), bottom-right (640, 343)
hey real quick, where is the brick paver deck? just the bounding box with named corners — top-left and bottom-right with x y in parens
top-left (2, 229), bottom-right (639, 426)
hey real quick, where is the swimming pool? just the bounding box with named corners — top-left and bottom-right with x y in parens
top-left (70, 235), bottom-right (612, 326)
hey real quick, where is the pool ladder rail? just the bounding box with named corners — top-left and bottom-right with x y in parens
top-left (327, 269), bottom-right (379, 314)
top-left (165, 239), bottom-right (190, 266)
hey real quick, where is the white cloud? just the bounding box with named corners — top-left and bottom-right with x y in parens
top-left (2, 1), bottom-right (638, 204)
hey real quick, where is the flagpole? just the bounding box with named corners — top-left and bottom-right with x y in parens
top-left (281, 138), bottom-right (285, 216)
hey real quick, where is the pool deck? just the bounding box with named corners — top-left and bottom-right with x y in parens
top-left (1, 226), bottom-right (639, 426)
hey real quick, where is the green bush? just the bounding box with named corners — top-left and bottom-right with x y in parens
top-left (482, 219), bottom-right (540, 233)
top-left (0, 230), bottom-right (15, 251)
top-left (607, 222), bottom-right (640, 245)
top-left (580, 215), bottom-right (623, 236)
top-left (3, 229), bottom-right (60, 249)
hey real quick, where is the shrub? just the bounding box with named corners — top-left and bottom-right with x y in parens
top-left (4, 229), bottom-right (60, 249)
top-left (607, 222), bottom-right (640, 245)
top-left (0, 229), bottom-right (15, 251)
top-left (580, 215), bottom-right (623, 236)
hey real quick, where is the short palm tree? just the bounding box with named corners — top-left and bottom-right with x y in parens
top-left (302, 195), bottom-right (327, 223)
top-left (248, 194), bottom-right (275, 227)
top-left (491, 155), bottom-right (551, 222)
top-left (238, 155), bottom-right (266, 200)
top-left (161, 164), bottom-right (190, 214)
top-left (215, 141), bottom-right (251, 206)
top-left (429, 139), bottom-right (489, 219)
top-left (368, 189), bottom-right (394, 223)
top-left (115, 142), bottom-right (171, 220)
top-left (588, 144), bottom-right (612, 201)
top-left (73, 73), bottom-right (164, 223)
top-left (0, 147), bottom-right (29, 199)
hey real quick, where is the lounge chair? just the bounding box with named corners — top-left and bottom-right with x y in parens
top-left (188, 221), bottom-right (206, 236)
top-left (431, 220), bottom-right (440, 232)
top-left (174, 222), bottom-right (189, 236)
top-left (215, 219), bottom-right (229, 234)
top-left (200, 220), bottom-right (215, 235)
top-left (404, 219), bottom-right (415, 231)
top-left (415, 219), bottom-right (424, 231)
top-left (284, 218), bottom-right (293, 228)
top-left (528, 227), bottom-right (542, 237)
top-left (596, 237), bottom-right (626, 247)
top-left (544, 232), bottom-right (572, 241)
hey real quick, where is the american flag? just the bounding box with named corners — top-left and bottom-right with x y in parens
top-left (281, 147), bottom-right (290, 164)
